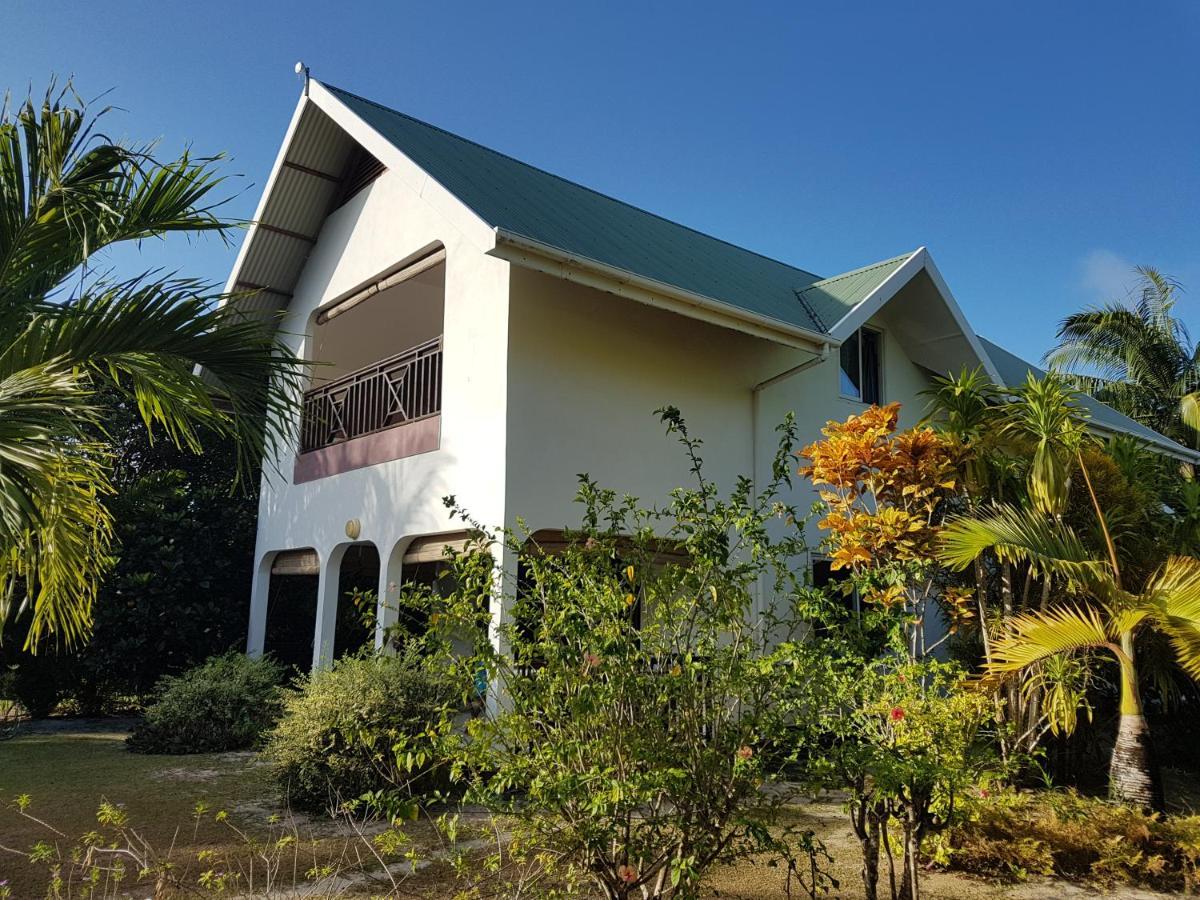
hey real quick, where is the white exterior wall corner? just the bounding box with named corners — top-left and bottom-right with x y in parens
top-left (252, 164), bottom-right (510, 584)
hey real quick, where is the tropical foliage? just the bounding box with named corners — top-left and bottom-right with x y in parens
top-left (1046, 266), bottom-right (1200, 447)
top-left (939, 788), bottom-right (1200, 892)
top-left (941, 502), bottom-right (1200, 808)
top-left (0, 395), bottom-right (259, 715)
top-left (0, 82), bottom-right (304, 648)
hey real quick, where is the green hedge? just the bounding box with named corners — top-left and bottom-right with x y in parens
top-left (127, 653), bottom-right (285, 754)
top-left (264, 651), bottom-right (452, 814)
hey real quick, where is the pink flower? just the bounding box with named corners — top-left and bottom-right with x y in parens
top-left (889, 706), bottom-right (905, 722)
top-left (979, 787), bottom-right (990, 798)
top-left (736, 745), bottom-right (754, 762)
top-left (617, 864), bottom-right (638, 884)
top-left (583, 652), bottom-right (601, 671)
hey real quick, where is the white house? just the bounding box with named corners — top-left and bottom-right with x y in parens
top-left (225, 79), bottom-right (1199, 671)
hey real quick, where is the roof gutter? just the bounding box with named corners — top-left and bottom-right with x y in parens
top-left (489, 228), bottom-right (831, 352)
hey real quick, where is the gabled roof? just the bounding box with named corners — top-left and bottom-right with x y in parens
top-left (323, 85), bottom-right (829, 335)
top-left (978, 336), bottom-right (1200, 462)
top-left (793, 252), bottom-right (915, 332)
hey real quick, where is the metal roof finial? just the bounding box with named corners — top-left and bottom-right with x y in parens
top-left (294, 61), bottom-right (310, 97)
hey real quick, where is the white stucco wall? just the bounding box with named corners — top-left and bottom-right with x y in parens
top-left (502, 267), bottom-right (935, 554)
top-left (252, 167), bottom-right (510, 585)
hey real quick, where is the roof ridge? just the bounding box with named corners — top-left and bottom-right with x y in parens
top-left (321, 82), bottom-right (823, 283)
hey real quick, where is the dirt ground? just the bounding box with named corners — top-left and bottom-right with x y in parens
top-left (0, 722), bottom-right (1182, 898)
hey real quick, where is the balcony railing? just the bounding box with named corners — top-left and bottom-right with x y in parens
top-left (300, 337), bottom-right (442, 453)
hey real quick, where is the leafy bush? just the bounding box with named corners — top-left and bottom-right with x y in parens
top-left (8, 653), bottom-right (64, 719)
top-left (126, 653), bottom-right (284, 753)
top-left (938, 789), bottom-right (1200, 892)
top-left (264, 650), bottom-right (454, 814)
top-left (403, 410), bottom-right (833, 899)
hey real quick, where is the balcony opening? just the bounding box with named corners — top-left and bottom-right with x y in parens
top-left (297, 249), bottom-right (445, 475)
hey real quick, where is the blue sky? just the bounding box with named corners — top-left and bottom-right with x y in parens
top-left (4, 0), bottom-right (1198, 364)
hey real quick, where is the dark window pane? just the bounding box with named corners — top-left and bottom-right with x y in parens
top-left (860, 328), bottom-right (881, 404)
top-left (839, 329), bottom-right (861, 399)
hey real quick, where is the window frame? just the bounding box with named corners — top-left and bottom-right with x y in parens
top-left (838, 325), bottom-right (884, 405)
top-left (810, 555), bottom-right (862, 617)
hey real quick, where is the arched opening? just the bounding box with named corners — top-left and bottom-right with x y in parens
top-left (264, 549), bottom-right (320, 672)
top-left (335, 543), bottom-right (380, 659)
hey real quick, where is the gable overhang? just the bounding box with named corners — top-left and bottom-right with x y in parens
top-left (489, 228), bottom-right (830, 352)
top-left (219, 81), bottom-right (497, 325)
top-left (828, 247), bottom-right (1003, 384)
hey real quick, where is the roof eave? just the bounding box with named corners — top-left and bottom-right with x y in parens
top-left (1082, 421), bottom-right (1200, 464)
top-left (490, 227), bottom-right (831, 352)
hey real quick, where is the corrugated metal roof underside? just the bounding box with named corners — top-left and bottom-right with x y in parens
top-left (794, 252), bottom-right (915, 331)
top-left (978, 337), bottom-right (1195, 456)
top-left (230, 104), bottom-right (359, 322)
top-left (324, 84), bottom-right (825, 332)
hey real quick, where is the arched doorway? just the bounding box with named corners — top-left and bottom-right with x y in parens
top-left (334, 543), bottom-right (380, 659)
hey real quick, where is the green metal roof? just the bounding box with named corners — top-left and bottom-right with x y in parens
top-left (794, 252), bottom-right (915, 331)
top-left (325, 84), bottom-right (831, 333)
top-left (978, 337), bottom-right (1198, 458)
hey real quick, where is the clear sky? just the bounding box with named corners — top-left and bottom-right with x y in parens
top-left (4, 0), bottom-right (1197, 364)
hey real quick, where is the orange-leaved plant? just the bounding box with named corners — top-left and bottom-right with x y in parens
top-left (798, 402), bottom-right (970, 658)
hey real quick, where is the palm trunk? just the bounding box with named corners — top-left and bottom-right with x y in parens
top-left (1109, 641), bottom-right (1164, 810)
top-left (1110, 713), bottom-right (1163, 810)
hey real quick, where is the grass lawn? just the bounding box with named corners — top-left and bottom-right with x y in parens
top-left (0, 723), bottom-right (1182, 898)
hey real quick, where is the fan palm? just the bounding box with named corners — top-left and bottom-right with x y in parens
top-left (0, 82), bottom-right (304, 648)
top-left (940, 492), bottom-right (1200, 808)
top-left (1046, 266), bottom-right (1200, 447)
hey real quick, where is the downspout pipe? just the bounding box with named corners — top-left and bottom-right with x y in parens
top-left (751, 342), bottom-right (832, 494)
top-left (750, 342), bottom-right (831, 621)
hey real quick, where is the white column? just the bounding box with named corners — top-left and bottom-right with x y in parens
top-left (312, 545), bottom-right (345, 670)
top-left (375, 540), bottom-right (405, 651)
top-left (485, 541), bottom-right (518, 716)
top-left (246, 553), bottom-right (274, 658)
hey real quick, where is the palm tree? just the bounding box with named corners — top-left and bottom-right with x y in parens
top-left (1046, 266), bottom-right (1200, 448)
top-left (0, 82), bottom-right (304, 648)
top-left (940, 493), bottom-right (1200, 808)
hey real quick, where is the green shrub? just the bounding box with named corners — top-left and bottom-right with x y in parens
top-left (939, 788), bottom-right (1200, 892)
top-left (263, 650), bottom-right (453, 814)
top-left (9, 653), bottom-right (64, 719)
top-left (126, 652), bottom-right (284, 754)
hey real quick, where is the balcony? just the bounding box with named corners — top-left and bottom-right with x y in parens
top-left (295, 337), bottom-right (442, 480)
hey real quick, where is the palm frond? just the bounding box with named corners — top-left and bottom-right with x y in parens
top-left (0, 82), bottom-right (305, 645)
top-left (0, 361), bottom-right (115, 646)
top-left (939, 504), bottom-right (1111, 593)
top-left (1, 276), bottom-right (305, 484)
top-left (0, 81), bottom-right (232, 318)
top-left (987, 604), bottom-right (1115, 674)
top-left (1140, 555), bottom-right (1200, 678)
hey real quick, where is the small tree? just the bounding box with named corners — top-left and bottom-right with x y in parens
top-left (795, 404), bottom-right (992, 900)
top-left (797, 402), bottom-right (969, 659)
top-left (401, 410), bottom-right (833, 899)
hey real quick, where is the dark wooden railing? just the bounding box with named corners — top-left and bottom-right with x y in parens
top-left (300, 337), bottom-right (442, 453)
